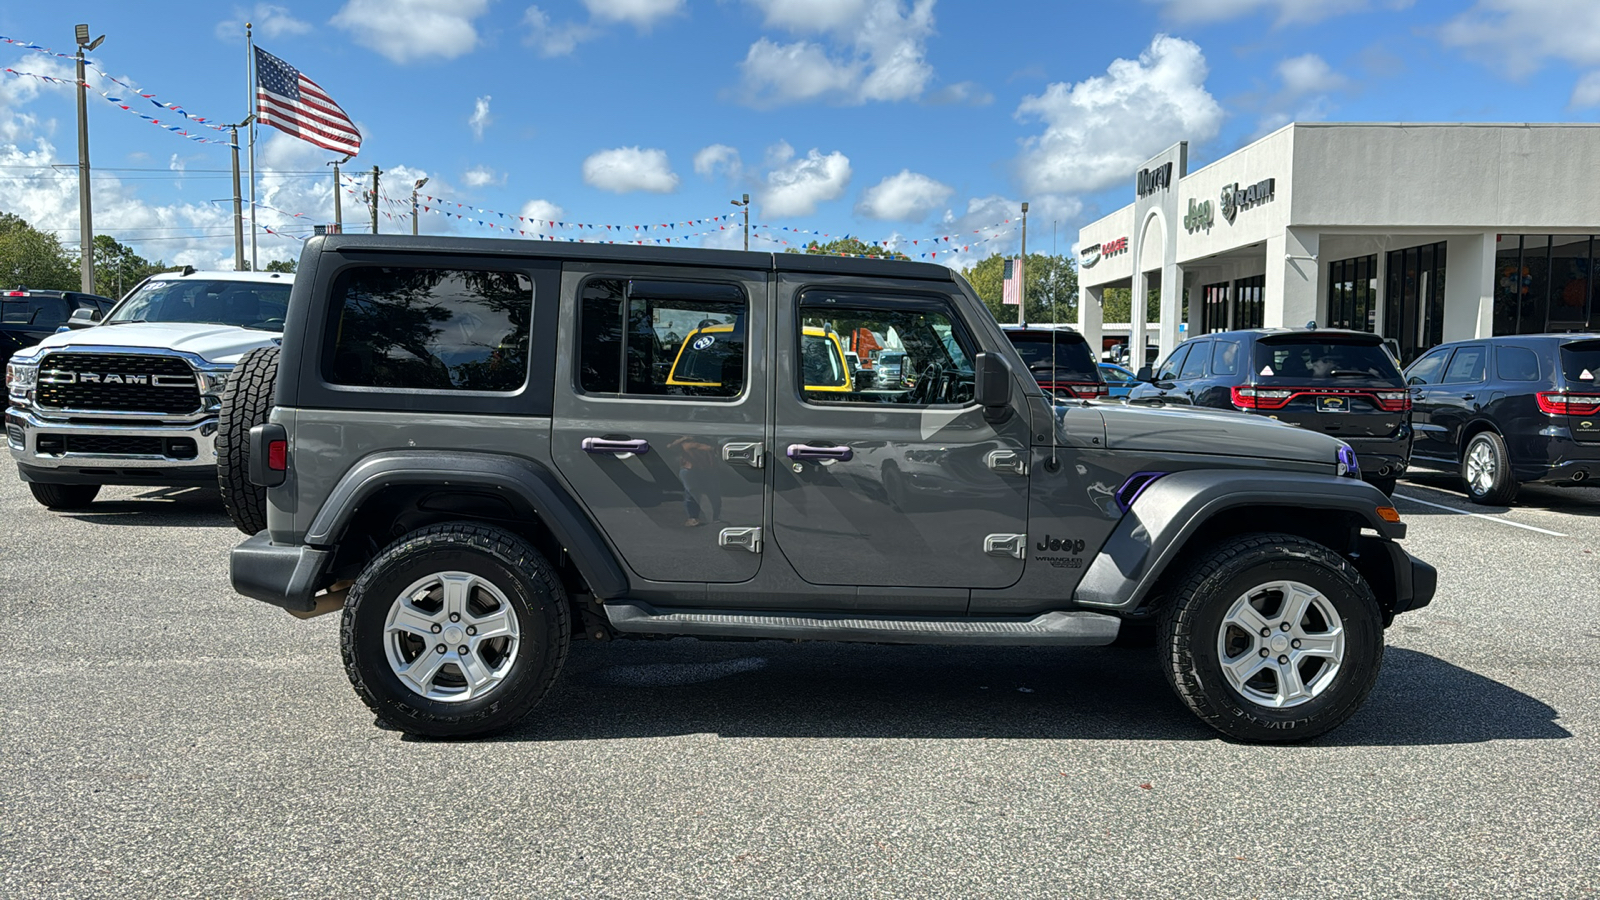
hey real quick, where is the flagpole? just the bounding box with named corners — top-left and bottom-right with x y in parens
top-left (246, 22), bottom-right (258, 270)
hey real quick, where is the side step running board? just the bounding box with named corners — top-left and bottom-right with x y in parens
top-left (602, 601), bottom-right (1121, 647)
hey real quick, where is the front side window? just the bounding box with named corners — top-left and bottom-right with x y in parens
top-left (327, 267), bottom-right (532, 392)
top-left (578, 278), bottom-right (747, 399)
top-left (1179, 341), bottom-right (1210, 379)
top-left (1443, 345), bottom-right (1487, 383)
top-left (1156, 345), bottom-right (1191, 382)
top-left (107, 279), bottom-right (290, 330)
top-left (1406, 348), bottom-right (1452, 386)
top-left (798, 295), bottom-right (973, 405)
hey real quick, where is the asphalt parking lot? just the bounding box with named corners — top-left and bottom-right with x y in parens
top-left (2, 472), bottom-right (1597, 898)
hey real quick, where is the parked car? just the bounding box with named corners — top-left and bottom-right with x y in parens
top-left (1, 287), bottom-right (116, 369)
top-left (227, 234), bottom-right (1432, 744)
top-left (1402, 333), bottom-right (1600, 504)
top-left (4, 269), bottom-right (291, 513)
top-left (1099, 362), bottom-right (1139, 399)
top-left (1126, 329), bottom-right (1413, 494)
top-left (1000, 325), bottom-right (1108, 400)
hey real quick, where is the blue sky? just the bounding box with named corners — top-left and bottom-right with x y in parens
top-left (1, 0), bottom-right (1597, 271)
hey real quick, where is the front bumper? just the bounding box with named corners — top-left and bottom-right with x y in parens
top-left (6, 406), bottom-right (219, 469)
top-left (231, 531), bottom-right (333, 614)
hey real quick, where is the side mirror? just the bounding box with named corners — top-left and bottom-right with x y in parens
top-left (973, 352), bottom-right (1013, 423)
top-left (1135, 366), bottom-right (1154, 384)
top-left (66, 307), bottom-right (100, 329)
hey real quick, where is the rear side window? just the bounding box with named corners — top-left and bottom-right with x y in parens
top-left (1496, 346), bottom-right (1541, 382)
top-left (1179, 341), bottom-right (1210, 379)
top-left (1561, 340), bottom-right (1600, 385)
top-left (1254, 339), bottom-right (1403, 383)
top-left (1, 296), bottom-right (68, 326)
top-left (1005, 331), bottom-right (1098, 382)
top-left (1443, 345), bottom-right (1487, 383)
top-left (1211, 340), bottom-right (1242, 376)
top-left (577, 277), bottom-right (747, 399)
top-left (327, 267), bottom-right (533, 392)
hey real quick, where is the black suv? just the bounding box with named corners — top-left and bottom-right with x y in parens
top-left (1, 288), bottom-right (115, 368)
top-left (1127, 329), bottom-right (1412, 493)
top-left (1403, 334), bottom-right (1600, 504)
top-left (1000, 325), bottom-right (1108, 400)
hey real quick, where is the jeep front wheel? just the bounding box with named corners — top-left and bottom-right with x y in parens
top-left (1160, 533), bottom-right (1384, 743)
top-left (340, 522), bottom-right (570, 738)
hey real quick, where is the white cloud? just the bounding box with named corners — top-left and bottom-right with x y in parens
top-left (216, 4), bottom-right (313, 41)
top-left (1440, 0), bottom-right (1600, 100)
top-left (582, 147), bottom-right (680, 193)
top-left (1574, 71), bottom-right (1600, 108)
top-left (912, 193), bottom-right (1083, 270)
top-left (331, 0), bottom-right (489, 64)
top-left (1276, 53), bottom-right (1349, 95)
top-left (926, 81), bottom-right (993, 106)
top-left (521, 199), bottom-right (565, 224)
top-left (1015, 34), bottom-right (1223, 196)
top-left (1143, 0), bottom-right (1411, 25)
top-left (857, 170), bottom-right (953, 221)
top-left (582, 0), bottom-right (684, 28)
top-left (693, 144), bottom-right (743, 180)
top-left (469, 96), bottom-right (493, 140)
top-left (761, 143), bottom-right (851, 218)
top-left (1252, 53), bottom-right (1350, 135)
top-left (523, 5), bottom-right (597, 57)
top-left (462, 165), bottom-right (505, 188)
top-left (737, 0), bottom-right (938, 106)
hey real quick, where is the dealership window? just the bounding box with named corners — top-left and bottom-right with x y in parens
top-left (1233, 275), bottom-right (1265, 329)
top-left (1383, 242), bottom-right (1446, 364)
top-left (1495, 235), bottom-right (1597, 337)
top-left (1201, 281), bottom-right (1229, 334)
top-left (1327, 255), bottom-right (1377, 333)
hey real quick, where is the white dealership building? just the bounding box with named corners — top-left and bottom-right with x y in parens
top-left (1076, 123), bottom-right (1600, 365)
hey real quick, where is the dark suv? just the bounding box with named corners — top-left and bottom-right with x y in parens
top-left (1000, 325), bottom-right (1107, 400)
top-left (1, 287), bottom-right (115, 368)
top-left (225, 235), bottom-right (1434, 743)
top-left (1127, 329), bottom-right (1413, 494)
top-left (1403, 334), bottom-right (1600, 504)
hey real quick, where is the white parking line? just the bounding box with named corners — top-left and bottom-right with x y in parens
top-left (1392, 493), bottom-right (1569, 537)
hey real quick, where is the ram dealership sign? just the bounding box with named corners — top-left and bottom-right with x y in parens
top-left (1220, 178), bottom-right (1276, 224)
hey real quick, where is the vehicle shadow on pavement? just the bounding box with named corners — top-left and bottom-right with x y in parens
top-left (459, 641), bottom-right (1567, 746)
top-left (1399, 471), bottom-right (1600, 517)
top-left (56, 487), bottom-right (234, 528)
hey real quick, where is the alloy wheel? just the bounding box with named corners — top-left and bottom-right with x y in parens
top-left (1465, 439), bottom-right (1496, 496)
top-left (383, 571), bottom-right (521, 702)
top-left (1215, 580), bottom-right (1345, 709)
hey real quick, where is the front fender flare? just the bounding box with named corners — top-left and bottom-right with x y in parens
top-left (1072, 470), bottom-right (1401, 612)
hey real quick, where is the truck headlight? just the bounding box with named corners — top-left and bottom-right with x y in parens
top-left (199, 370), bottom-right (234, 394)
top-left (6, 361), bottom-right (37, 393)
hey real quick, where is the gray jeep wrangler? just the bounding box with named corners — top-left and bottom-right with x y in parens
top-left (228, 235), bottom-right (1435, 742)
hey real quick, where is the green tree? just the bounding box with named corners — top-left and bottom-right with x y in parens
top-left (0, 211), bottom-right (77, 291)
top-left (960, 253), bottom-right (1078, 325)
top-left (1101, 287), bottom-right (1160, 324)
top-left (264, 258), bottom-right (297, 274)
top-left (787, 237), bottom-right (910, 261)
top-left (91, 234), bottom-right (168, 299)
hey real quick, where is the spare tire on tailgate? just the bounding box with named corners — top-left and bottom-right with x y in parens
top-left (217, 345), bottom-right (279, 534)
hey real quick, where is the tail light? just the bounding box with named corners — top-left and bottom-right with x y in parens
top-left (1046, 382), bottom-right (1108, 399)
top-left (1372, 390), bottom-right (1412, 412)
top-left (266, 439), bottom-right (288, 471)
top-left (1537, 392), bottom-right (1600, 416)
top-left (1231, 386), bottom-right (1294, 409)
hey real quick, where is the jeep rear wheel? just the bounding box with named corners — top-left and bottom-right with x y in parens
top-left (1160, 533), bottom-right (1384, 743)
top-left (341, 522), bottom-right (570, 738)
top-left (28, 482), bottom-right (100, 510)
top-left (216, 345), bottom-right (279, 534)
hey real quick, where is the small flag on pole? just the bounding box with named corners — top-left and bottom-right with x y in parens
top-left (255, 46), bottom-right (361, 156)
top-left (1002, 257), bottom-right (1024, 306)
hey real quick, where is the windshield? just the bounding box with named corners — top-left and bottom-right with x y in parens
top-left (1253, 337), bottom-right (1403, 384)
top-left (105, 279), bottom-right (291, 330)
top-left (1561, 340), bottom-right (1600, 387)
top-left (1006, 332), bottom-right (1099, 381)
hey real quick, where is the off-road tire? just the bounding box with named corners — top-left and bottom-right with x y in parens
top-left (28, 482), bottom-right (100, 510)
top-left (217, 345), bottom-right (279, 534)
top-left (341, 522), bottom-right (571, 738)
top-left (1461, 431), bottom-right (1518, 506)
top-left (1159, 532), bottom-right (1384, 743)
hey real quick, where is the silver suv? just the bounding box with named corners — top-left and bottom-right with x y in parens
top-left (227, 235), bottom-right (1435, 742)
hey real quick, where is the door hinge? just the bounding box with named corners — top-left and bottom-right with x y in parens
top-left (985, 449), bottom-right (1028, 476)
top-left (721, 441), bottom-right (764, 468)
top-left (984, 533), bottom-right (1026, 559)
top-left (719, 526), bottom-right (763, 553)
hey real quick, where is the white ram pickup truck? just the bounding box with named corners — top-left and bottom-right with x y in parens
top-left (5, 269), bottom-right (292, 510)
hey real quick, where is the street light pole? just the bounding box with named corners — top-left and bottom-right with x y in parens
top-left (228, 115), bottom-right (254, 271)
top-left (1018, 201), bottom-right (1029, 326)
top-left (369, 166), bottom-right (380, 235)
top-left (412, 177), bottom-right (428, 236)
top-left (731, 194), bottom-right (749, 251)
top-left (74, 24), bottom-right (104, 293)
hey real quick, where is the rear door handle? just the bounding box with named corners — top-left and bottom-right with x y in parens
top-left (1460, 394), bottom-right (1475, 401)
top-left (582, 437), bottom-right (650, 457)
top-left (786, 443), bottom-right (854, 462)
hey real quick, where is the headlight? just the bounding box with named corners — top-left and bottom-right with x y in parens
top-left (6, 362), bottom-right (37, 391)
top-left (1336, 444), bottom-right (1360, 479)
top-left (199, 370), bottom-right (234, 394)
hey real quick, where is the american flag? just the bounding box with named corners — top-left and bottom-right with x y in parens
top-left (254, 47), bottom-right (361, 156)
top-left (1002, 257), bottom-right (1023, 306)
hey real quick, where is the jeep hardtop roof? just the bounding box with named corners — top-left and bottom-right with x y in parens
top-left (303, 234), bottom-right (956, 281)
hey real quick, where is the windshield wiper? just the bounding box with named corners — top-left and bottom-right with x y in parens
top-left (105, 318), bottom-right (147, 325)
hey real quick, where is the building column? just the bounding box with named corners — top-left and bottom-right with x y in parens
top-left (1132, 269), bottom-right (1150, 363)
top-left (1441, 232), bottom-right (1496, 342)
top-left (1158, 263), bottom-right (1184, 358)
top-left (1266, 228), bottom-right (1320, 328)
top-left (1078, 283), bottom-right (1104, 356)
